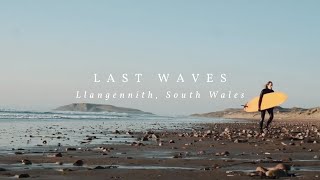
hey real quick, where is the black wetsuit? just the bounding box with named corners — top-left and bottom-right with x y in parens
top-left (258, 88), bottom-right (274, 131)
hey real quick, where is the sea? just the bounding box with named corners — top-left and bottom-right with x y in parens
top-left (0, 110), bottom-right (244, 152)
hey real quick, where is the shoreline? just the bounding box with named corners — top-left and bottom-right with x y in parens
top-left (0, 120), bottom-right (319, 179)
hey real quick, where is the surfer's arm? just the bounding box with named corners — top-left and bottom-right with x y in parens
top-left (258, 90), bottom-right (264, 111)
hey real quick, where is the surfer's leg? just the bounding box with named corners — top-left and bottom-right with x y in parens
top-left (266, 108), bottom-right (274, 129)
top-left (259, 110), bottom-right (266, 132)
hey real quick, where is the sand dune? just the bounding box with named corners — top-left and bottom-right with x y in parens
top-left (191, 107), bottom-right (320, 120)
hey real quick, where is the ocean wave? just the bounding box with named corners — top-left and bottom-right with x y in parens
top-left (0, 109), bottom-right (135, 120)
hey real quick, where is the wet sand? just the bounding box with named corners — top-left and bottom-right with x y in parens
top-left (1, 120), bottom-right (320, 179)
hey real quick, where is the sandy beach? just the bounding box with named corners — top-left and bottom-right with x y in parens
top-left (1, 118), bottom-right (320, 179)
top-left (2, 0), bottom-right (320, 179)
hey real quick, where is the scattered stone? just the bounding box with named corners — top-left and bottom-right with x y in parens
top-left (200, 167), bottom-right (211, 171)
top-left (105, 165), bottom-right (118, 169)
top-left (21, 159), bottom-right (32, 165)
top-left (255, 163), bottom-right (291, 178)
top-left (234, 139), bottom-right (248, 143)
top-left (151, 134), bottom-right (159, 139)
top-left (256, 166), bottom-right (268, 173)
top-left (55, 152), bottom-right (63, 157)
top-left (0, 168), bottom-right (6, 171)
top-left (14, 174), bottom-right (30, 178)
top-left (66, 147), bottom-right (76, 151)
top-left (266, 169), bottom-right (287, 178)
top-left (173, 153), bottom-right (183, 158)
top-left (212, 164), bottom-right (220, 169)
top-left (169, 140), bottom-right (175, 143)
top-left (58, 168), bottom-right (73, 172)
top-left (197, 150), bottom-right (206, 155)
top-left (145, 131), bottom-right (154, 135)
top-left (55, 162), bottom-right (63, 165)
top-left (135, 142), bottom-right (145, 146)
top-left (215, 151), bottom-right (230, 156)
top-left (94, 166), bottom-right (106, 169)
top-left (73, 160), bottom-right (84, 166)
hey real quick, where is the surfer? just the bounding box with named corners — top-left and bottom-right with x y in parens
top-left (258, 81), bottom-right (274, 132)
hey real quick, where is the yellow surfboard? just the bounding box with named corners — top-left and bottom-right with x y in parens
top-left (243, 92), bottom-right (288, 112)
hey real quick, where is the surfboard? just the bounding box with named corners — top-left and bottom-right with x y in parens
top-left (243, 92), bottom-right (288, 112)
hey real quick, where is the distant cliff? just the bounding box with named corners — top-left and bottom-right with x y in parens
top-left (54, 103), bottom-right (152, 114)
top-left (191, 107), bottom-right (320, 120)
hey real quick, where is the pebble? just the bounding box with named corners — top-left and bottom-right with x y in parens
top-left (58, 168), bottom-right (73, 172)
top-left (66, 147), bottom-right (76, 151)
top-left (0, 168), bottom-right (6, 171)
top-left (266, 169), bottom-right (287, 178)
top-left (216, 151), bottom-right (230, 156)
top-left (14, 174), bottom-right (30, 178)
top-left (21, 159), bottom-right (32, 165)
top-left (55, 162), bottom-right (63, 165)
top-left (94, 166), bottom-right (106, 169)
top-left (152, 134), bottom-right (159, 139)
top-left (197, 150), bottom-right (206, 155)
top-left (234, 139), bottom-right (248, 143)
top-left (135, 142), bottom-right (145, 146)
top-left (173, 153), bottom-right (183, 158)
top-left (200, 167), bottom-right (211, 171)
top-left (55, 152), bottom-right (63, 157)
top-left (73, 160), bottom-right (84, 166)
top-left (212, 164), bottom-right (220, 169)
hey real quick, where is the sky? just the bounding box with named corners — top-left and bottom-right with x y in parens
top-left (0, 1), bottom-right (319, 115)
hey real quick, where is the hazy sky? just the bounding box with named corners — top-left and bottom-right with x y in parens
top-left (0, 1), bottom-right (319, 115)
